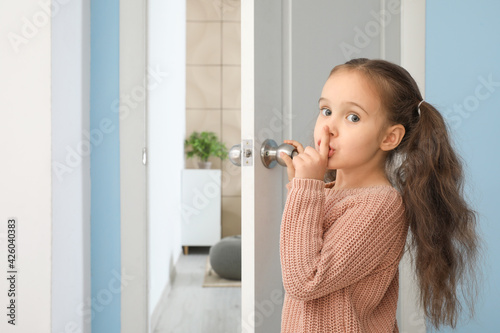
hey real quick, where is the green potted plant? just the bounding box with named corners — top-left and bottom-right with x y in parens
top-left (184, 131), bottom-right (229, 169)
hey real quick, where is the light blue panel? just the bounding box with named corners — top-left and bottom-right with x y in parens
top-left (90, 0), bottom-right (121, 332)
top-left (427, 1), bottom-right (500, 332)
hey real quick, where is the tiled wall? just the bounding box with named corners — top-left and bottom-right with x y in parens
top-left (186, 0), bottom-right (241, 238)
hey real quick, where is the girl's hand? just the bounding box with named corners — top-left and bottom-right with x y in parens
top-left (280, 140), bottom-right (304, 182)
top-left (285, 125), bottom-right (330, 181)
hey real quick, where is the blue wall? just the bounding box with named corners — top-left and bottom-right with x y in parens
top-left (427, 1), bottom-right (500, 331)
top-left (90, 0), bottom-right (121, 332)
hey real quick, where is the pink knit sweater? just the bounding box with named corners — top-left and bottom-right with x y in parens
top-left (280, 177), bottom-right (409, 332)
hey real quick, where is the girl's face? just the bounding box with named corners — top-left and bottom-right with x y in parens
top-left (314, 70), bottom-right (390, 172)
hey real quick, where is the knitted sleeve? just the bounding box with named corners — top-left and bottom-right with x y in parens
top-left (280, 177), bottom-right (405, 301)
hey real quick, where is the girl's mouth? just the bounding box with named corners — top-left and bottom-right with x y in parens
top-left (318, 139), bottom-right (335, 157)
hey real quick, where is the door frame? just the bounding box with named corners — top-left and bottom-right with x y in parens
top-left (398, 0), bottom-right (427, 331)
top-left (120, 0), bottom-right (148, 332)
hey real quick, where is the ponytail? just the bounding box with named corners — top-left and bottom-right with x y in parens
top-left (394, 101), bottom-right (481, 329)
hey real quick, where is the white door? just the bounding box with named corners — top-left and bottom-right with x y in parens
top-left (120, 0), bottom-right (148, 332)
top-left (240, 1), bottom-right (425, 332)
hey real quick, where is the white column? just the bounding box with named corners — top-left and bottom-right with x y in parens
top-left (51, 0), bottom-right (91, 332)
top-left (0, 1), bottom-right (52, 332)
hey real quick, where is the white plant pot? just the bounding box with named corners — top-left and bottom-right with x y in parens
top-left (198, 161), bottom-right (212, 169)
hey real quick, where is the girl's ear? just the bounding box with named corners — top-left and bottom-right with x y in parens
top-left (380, 124), bottom-right (405, 151)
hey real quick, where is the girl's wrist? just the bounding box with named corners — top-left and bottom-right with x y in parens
top-left (290, 177), bottom-right (324, 191)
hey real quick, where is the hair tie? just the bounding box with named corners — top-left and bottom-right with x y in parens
top-left (417, 100), bottom-right (424, 116)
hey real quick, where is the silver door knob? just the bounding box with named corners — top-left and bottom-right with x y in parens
top-left (228, 139), bottom-right (297, 168)
top-left (260, 139), bottom-right (298, 168)
top-left (229, 144), bottom-right (243, 166)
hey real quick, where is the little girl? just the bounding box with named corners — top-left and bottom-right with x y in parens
top-left (279, 58), bottom-right (480, 332)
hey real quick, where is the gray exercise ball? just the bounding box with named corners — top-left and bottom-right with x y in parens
top-left (209, 235), bottom-right (241, 280)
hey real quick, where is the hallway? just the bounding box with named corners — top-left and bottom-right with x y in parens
top-left (154, 247), bottom-right (241, 333)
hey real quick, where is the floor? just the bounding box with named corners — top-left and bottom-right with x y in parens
top-left (154, 247), bottom-right (242, 333)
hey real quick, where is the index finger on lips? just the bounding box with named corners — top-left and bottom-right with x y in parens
top-left (320, 126), bottom-right (330, 159)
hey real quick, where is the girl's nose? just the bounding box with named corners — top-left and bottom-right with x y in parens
top-left (326, 124), bottom-right (337, 137)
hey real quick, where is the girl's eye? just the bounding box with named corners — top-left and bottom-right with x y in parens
top-left (347, 114), bottom-right (360, 122)
top-left (321, 108), bottom-right (332, 116)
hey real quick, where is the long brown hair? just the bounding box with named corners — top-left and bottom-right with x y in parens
top-left (327, 58), bottom-right (482, 329)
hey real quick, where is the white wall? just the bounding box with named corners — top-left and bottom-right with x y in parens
top-left (51, 0), bottom-right (91, 332)
top-left (147, 0), bottom-right (186, 330)
top-left (0, 1), bottom-right (52, 332)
